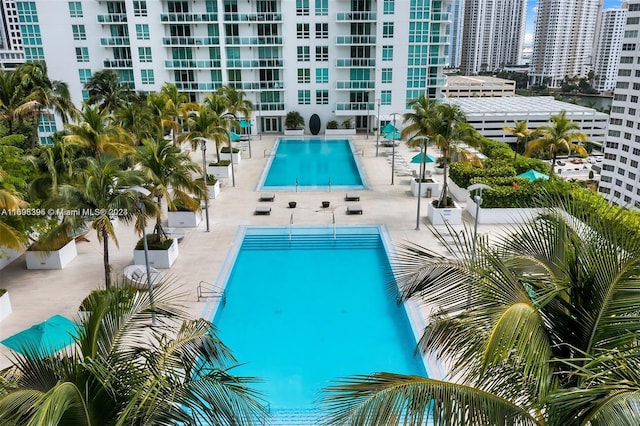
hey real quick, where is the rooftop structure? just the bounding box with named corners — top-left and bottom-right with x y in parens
top-left (442, 75), bottom-right (516, 97)
top-left (593, 7), bottom-right (627, 93)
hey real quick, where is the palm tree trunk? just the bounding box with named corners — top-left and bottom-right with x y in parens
top-left (102, 229), bottom-right (111, 288)
top-left (440, 156), bottom-right (449, 207)
top-left (550, 152), bottom-right (557, 178)
top-left (155, 195), bottom-right (163, 236)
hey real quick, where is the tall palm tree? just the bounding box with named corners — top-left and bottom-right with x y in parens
top-left (503, 119), bottom-right (534, 160)
top-left (113, 100), bottom-right (155, 142)
top-left (218, 85), bottom-right (253, 132)
top-left (0, 284), bottom-right (267, 425)
top-left (180, 102), bottom-right (228, 161)
top-left (402, 95), bottom-right (438, 182)
top-left (321, 200), bottom-right (640, 425)
top-left (84, 69), bottom-right (132, 114)
top-left (524, 111), bottom-right (588, 175)
top-left (0, 168), bottom-right (28, 250)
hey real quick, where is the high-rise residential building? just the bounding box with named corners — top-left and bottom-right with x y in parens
top-left (6, 0), bottom-right (451, 140)
top-left (459, 0), bottom-right (526, 75)
top-left (0, 1), bottom-right (25, 69)
top-left (445, 0), bottom-right (464, 68)
top-left (530, 0), bottom-right (602, 87)
top-left (599, 0), bottom-right (640, 209)
top-left (593, 6), bottom-right (628, 93)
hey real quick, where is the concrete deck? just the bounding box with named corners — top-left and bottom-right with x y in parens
top-left (0, 133), bottom-right (484, 369)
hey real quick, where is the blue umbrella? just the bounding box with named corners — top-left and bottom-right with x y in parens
top-left (229, 131), bottom-right (242, 141)
top-left (239, 119), bottom-right (253, 128)
top-left (381, 123), bottom-right (398, 134)
top-left (1, 315), bottom-right (78, 358)
top-left (411, 152), bottom-right (435, 164)
top-left (516, 169), bottom-right (549, 182)
top-left (384, 131), bottom-right (401, 140)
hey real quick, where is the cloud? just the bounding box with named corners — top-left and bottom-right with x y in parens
top-left (524, 33), bottom-right (533, 46)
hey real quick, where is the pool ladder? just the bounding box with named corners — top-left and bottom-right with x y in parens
top-left (196, 281), bottom-right (226, 305)
top-left (332, 210), bottom-right (336, 240)
top-left (289, 213), bottom-right (294, 242)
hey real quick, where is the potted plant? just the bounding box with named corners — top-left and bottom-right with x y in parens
top-left (327, 120), bottom-right (339, 130)
top-left (342, 119), bottom-right (352, 129)
top-left (196, 174), bottom-right (221, 199)
top-left (0, 288), bottom-right (12, 321)
top-left (220, 146), bottom-right (241, 164)
top-left (284, 111), bottom-right (305, 136)
top-left (207, 159), bottom-right (232, 179)
top-left (326, 118), bottom-right (356, 136)
top-left (133, 233), bottom-right (179, 269)
top-left (25, 221), bottom-right (78, 270)
top-left (167, 197), bottom-right (202, 228)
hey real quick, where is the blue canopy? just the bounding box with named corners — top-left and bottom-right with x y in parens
top-left (229, 131), bottom-right (242, 141)
top-left (384, 131), bottom-right (401, 140)
top-left (239, 119), bottom-right (253, 128)
top-left (381, 123), bottom-right (398, 134)
top-left (411, 153), bottom-right (436, 164)
top-left (1, 315), bottom-right (78, 358)
top-left (516, 169), bottom-right (549, 182)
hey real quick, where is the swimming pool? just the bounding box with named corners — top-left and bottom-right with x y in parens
top-left (210, 226), bottom-right (427, 421)
top-left (259, 138), bottom-right (365, 190)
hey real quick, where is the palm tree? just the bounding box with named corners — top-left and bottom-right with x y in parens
top-left (321, 200), bottom-right (640, 425)
top-left (0, 284), bottom-right (267, 425)
top-left (524, 111), bottom-right (587, 175)
top-left (84, 69), bottom-right (132, 114)
top-left (0, 168), bottom-right (29, 250)
top-left (503, 119), bottom-right (534, 160)
top-left (402, 95), bottom-right (438, 182)
top-left (180, 102), bottom-right (228, 162)
top-left (113, 100), bottom-right (155, 142)
top-left (218, 85), bottom-right (253, 131)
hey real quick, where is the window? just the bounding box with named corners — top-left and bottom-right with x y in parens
top-left (78, 69), bottom-right (92, 84)
top-left (68, 1), bottom-right (82, 17)
top-left (21, 25), bottom-right (41, 45)
top-left (133, 1), bottom-right (147, 16)
top-left (296, 0), bottom-right (309, 15)
top-left (614, 94), bottom-right (627, 101)
top-left (297, 23), bottom-right (309, 39)
top-left (141, 69), bottom-right (154, 84)
top-left (381, 90), bottom-right (392, 105)
top-left (72, 24), bottom-right (86, 40)
top-left (297, 68), bottom-right (310, 83)
top-left (17, 2), bottom-right (38, 23)
top-left (632, 96), bottom-right (639, 102)
top-left (315, 0), bottom-right (328, 16)
top-left (622, 43), bottom-right (636, 51)
top-left (297, 46), bottom-right (310, 61)
top-left (315, 68), bottom-right (328, 83)
top-left (136, 24), bottom-right (150, 40)
top-left (298, 90), bottom-right (311, 104)
top-left (612, 106), bottom-right (625, 114)
top-left (629, 4), bottom-right (640, 12)
top-left (616, 81), bottom-right (629, 89)
top-left (377, 69), bottom-right (391, 84)
top-left (619, 69), bottom-right (632, 76)
top-left (316, 89), bottom-right (328, 104)
top-left (383, 0), bottom-right (394, 14)
top-left (620, 56), bottom-right (634, 63)
top-left (24, 47), bottom-right (44, 60)
top-left (382, 45), bottom-right (393, 61)
top-left (629, 172), bottom-right (637, 180)
top-left (383, 22), bottom-right (394, 38)
top-left (315, 23), bottom-right (328, 38)
top-left (625, 30), bottom-right (638, 38)
top-left (38, 115), bottom-right (57, 133)
top-left (315, 46), bottom-right (328, 61)
top-left (632, 160), bottom-right (639, 168)
top-left (630, 108), bottom-right (637, 116)
top-left (75, 47), bottom-right (89, 62)
top-left (628, 16), bottom-right (640, 24)
top-left (138, 47), bottom-right (152, 62)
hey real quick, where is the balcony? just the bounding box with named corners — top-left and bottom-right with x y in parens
top-left (430, 35), bottom-right (450, 44)
top-left (428, 77), bottom-right (447, 86)
top-left (223, 13), bottom-right (282, 22)
top-left (257, 102), bottom-right (284, 111)
top-left (160, 13), bottom-right (218, 23)
top-left (336, 11), bottom-right (376, 21)
top-left (97, 14), bottom-right (127, 23)
top-left (335, 102), bottom-right (374, 112)
top-left (336, 58), bottom-right (375, 68)
top-left (164, 59), bottom-right (222, 69)
top-left (162, 36), bottom-right (220, 46)
top-left (225, 36), bottom-right (283, 45)
top-left (336, 81), bottom-right (375, 90)
top-left (226, 59), bottom-right (284, 68)
top-left (336, 35), bottom-right (376, 45)
top-left (173, 82), bottom-right (222, 91)
top-left (230, 81), bottom-right (285, 91)
top-left (430, 12), bottom-right (450, 22)
top-left (103, 59), bottom-right (133, 68)
top-left (100, 37), bottom-right (130, 46)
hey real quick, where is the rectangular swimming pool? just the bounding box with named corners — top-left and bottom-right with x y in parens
top-left (259, 138), bottom-right (365, 190)
top-left (211, 226), bottom-right (427, 420)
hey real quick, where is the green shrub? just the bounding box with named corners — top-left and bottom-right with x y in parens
top-left (513, 157), bottom-right (552, 175)
top-left (327, 120), bottom-right (339, 129)
top-left (209, 160), bottom-right (231, 166)
top-left (135, 233), bottom-right (174, 250)
top-left (220, 146), bottom-right (240, 153)
top-left (450, 162), bottom-right (516, 189)
top-left (0, 289), bottom-right (6, 297)
top-left (342, 119), bottom-right (352, 129)
top-left (196, 175), bottom-right (218, 185)
top-left (478, 137), bottom-right (514, 161)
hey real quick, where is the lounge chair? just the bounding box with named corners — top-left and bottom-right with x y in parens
top-left (345, 193), bottom-right (360, 201)
top-left (259, 193), bottom-right (276, 202)
top-left (346, 204), bottom-right (363, 215)
top-left (255, 206), bottom-right (271, 215)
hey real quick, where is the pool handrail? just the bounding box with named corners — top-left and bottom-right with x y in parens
top-left (197, 281), bottom-right (226, 304)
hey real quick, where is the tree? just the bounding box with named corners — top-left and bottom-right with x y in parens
top-left (503, 119), bottom-right (534, 160)
top-left (180, 102), bottom-right (228, 162)
top-left (218, 85), bottom-right (253, 131)
top-left (146, 83), bottom-right (191, 144)
top-left (524, 110), bottom-right (587, 176)
top-left (84, 69), bottom-right (133, 114)
top-left (321, 201), bottom-right (640, 425)
top-left (0, 284), bottom-right (267, 425)
top-left (0, 167), bottom-right (29, 250)
top-left (402, 95), bottom-right (438, 182)
top-left (284, 111), bottom-right (304, 130)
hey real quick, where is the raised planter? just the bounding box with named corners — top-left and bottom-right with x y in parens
top-left (25, 239), bottom-right (77, 270)
top-left (0, 247), bottom-right (22, 270)
top-left (207, 163), bottom-right (232, 179)
top-left (410, 178), bottom-right (440, 198)
top-left (284, 128), bottom-right (304, 136)
top-left (219, 151), bottom-right (241, 164)
top-left (167, 210), bottom-right (201, 228)
top-left (206, 180), bottom-right (221, 199)
top-left (133, 238), bottom-right (179, 269)
top-left (434, 166), bottom-right (444, 175)
top-left (447, 178), bottom-right (470, 202)
top-left (325, 128), bottom-right (356, 136)
top-left (427, 201), bottom-right (463, 225)
top-left (0, 290), bottom-right (12, 321)
top-left (466, 198), bottom-right (546, 224)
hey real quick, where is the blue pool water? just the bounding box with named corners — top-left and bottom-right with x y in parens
top-left (212, 227), bottom-right (426, 417)
top-left (261, 138), bottom-right (364, 189)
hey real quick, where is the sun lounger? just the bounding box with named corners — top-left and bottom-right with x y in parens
top-left (345, 193), bottom-right (360, 201)
top-left (259, 193), bottom-right (276, 202)
top-left (255, 206), bottom-right (271, 215)
top-left (346, 204), bottom-right (363, 215)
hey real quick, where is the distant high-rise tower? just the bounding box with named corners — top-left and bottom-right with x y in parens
top-left (593, 7), bottom-right (628, 93)
top-left (459, 0), bottom-right (527, 75)
top-left (530, 0), bottom-right (603, 87)
top-left (445, 0), bottom-right (465, 68)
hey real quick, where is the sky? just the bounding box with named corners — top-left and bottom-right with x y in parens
top-left (524, 0), bottom-right (627, 46)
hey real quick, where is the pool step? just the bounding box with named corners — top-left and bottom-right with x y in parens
top-left (242, 233), bottom-right (381, 250)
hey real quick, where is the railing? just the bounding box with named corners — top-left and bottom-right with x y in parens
top-left (196, 281), bottom-right (226, 304)
top-left (295, 177), bottom-right (299, 192)
top-left (336, 58), bottom-right (375, 68)
top-left (160, 13), bottom-right (218, 22)
top-left (336, 11), bottom-right (376, 21)
top-left (332, 210), bottom-right (336, 240)
top-left (328, 177), bottom-right (332, 192)
top-left (289, 214), bottom-right (294, 241)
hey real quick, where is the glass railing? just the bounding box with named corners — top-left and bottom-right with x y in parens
top-left (336, 58), bottom-right (375, 67)
top-left (159, 13), bottom-right (218, 22)
top-left (335, 102), bottom-right (374, 111)
top-left (226, 59), bottom-right (284, 68)
top-left (162, 37), bottom-right (220, 46)
top-left (230, 81), bottom-right (285, 90)
top-left (336, 81), bottom-right (375, 89)
top-left (173, 82), bottom-right (222, 91)
top-left (225, 36), bottom-right (283, 45)
top-left (164, 59), bottom-right (222, 68)
top-left (427, 77), bottom-right (447, 86)
top-left (224, 13), bottom-right (282, 22)
top-left (100, 37), bottom-right (130, 46)
top-left (103, 59), bottom-right (133, 68)
top-left (258, 102), bottom-right (284, 111)
top-left (336, 11), bottom-right (376, 21)
top-left (430, 35), bottom-right (450, 44)
top-left (97, 14), bottom-right (127, 23)
top-left (430, 12), bottom-right (450, 21)
top-left (336, 35), bottom-right (376, 44)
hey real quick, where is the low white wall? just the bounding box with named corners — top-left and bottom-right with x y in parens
top-left (427, 201), bottom-right (463, 225)
top-left (0, 247), bottom-right (22, 270)
top-left (466, 198), bottom-right (546, 224)
top-left (325, 128), bottom-right (356, 136)
top-left (0, 291), bottom-right (12, 321)
top-left (411, 178), bottom-right (440, 198)
top-left (207, 164), bottom-right (232, 179)
top-left (167, 210), bottom-right (201, 228)
top-left (219, 152), bottom-right (241, 164)
top-left (133, 238), bottom-right (179, 269)
top-left (284, 129), bottom-right (304, 136)
top-left (25, 239), bottom-right (78, 270)
top-left (447, 179), bottom-right (469, 202)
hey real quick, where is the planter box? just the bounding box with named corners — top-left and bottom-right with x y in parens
top-left (167, 210), bottom-right (201, 228)
top-left (206, 180), bottom-right (221, 199)
top-left (410, 178), bottom-right (440, 198)
top-left (133, 238), bottom-right (179, 269)
top-left (284, 128), bottom-right (304, 136)
top-left (219, 151), bottom-right (241, 164)
top-left (0, 291), bottom-right (11, 322)
top-left (0, 247), bottom-right (22, 270)
top-left (207, 163), bottom-right (232, 179)
top-left (467, 198), bottom-right (546, 224)
top-left (447, 178), bottom-right (469, 202)
top-left (434, 166), bottom-right (444, 175)
top-left (25, 239), bottom-right (77, 270)
top-left (325, 128), bottom-right (356, 136)
top-left (427, 201), bottom-right (463, 225)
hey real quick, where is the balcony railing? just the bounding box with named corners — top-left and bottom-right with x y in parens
top-left (225, 36), bottom-right (283, 45)
top-left (335, 102), bottom-right (374, 111)
top-left (430, 35), bottom-right (450, 44)
top-left (336, 11), bottom-right (376, 21)
top-left (431, 12), bottom-right (450, 21)
top-left (257, 102), bottom-right (284, 111)
top-left (100, 37), bottom-right (130, 46)
top-left (226, 59), bottom-right (284, 68)
top-left (160, 13), bottom-right (218, 22)
top-left (336, 58), bottom-right (375, 67)
top-left (230, 81), bottom-right (285, 90)
top-left (336, 81), bottom-right (375, 90)
top-left (173, 82), bottom-right (222, 91)
top-left (223, 13), bottom-right (282, 22)
top-left (162, 36), bottom-right (220, 46)
top-left (97, 14), bottom-right (127, 23)
top-left (428, 77), bottom-right (447, 86)
top-left (336, 35), bottom-right (376, 45)
top-left (103, 59), bottom-right (133, 68)
top-left (164, 59), bottom-right (222, 69)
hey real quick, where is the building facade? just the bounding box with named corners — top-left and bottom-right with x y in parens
top-left (593, 7), bottom-right (627, 93)
top-left (459, 0), bottom-right (526, 75)
top-left (529, 0), bottom-right (602, 87)
top-left (599, 0), bottom-right (640, 209)
top-left (445, 0), bottom-right (464, 68)
top-left (442, 74), bottom-right (516, 97)
top-left (7, 0), bottom-right (451, 138)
